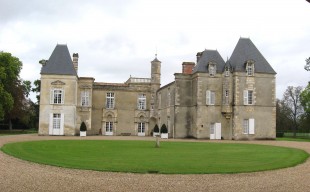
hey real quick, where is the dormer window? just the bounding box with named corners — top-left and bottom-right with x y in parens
top-left (245, 60), bottom-right (255, 76)
top-left (208, 62), bottom-right (216, 77)
top-left (225, 67), bottom-right (230, 77)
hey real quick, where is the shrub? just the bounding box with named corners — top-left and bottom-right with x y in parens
top-left (154, 124), bottom-right (159, 133)
top-left (160, 124), bottom-right (168, 133)
top-left (80, 122), bottom-right (87, 132)
top-left (276, 132), bottom-right (284, 137)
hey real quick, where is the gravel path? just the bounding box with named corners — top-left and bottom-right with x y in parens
top-left (0, 134), bottom-right (309, 192)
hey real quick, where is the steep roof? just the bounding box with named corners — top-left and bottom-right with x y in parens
top-left (192, 50), bottom-right (226, 73)
top-left (229, 38), bottom-right (276, 74)
top-left (41, 44), bottom-right (77, 76)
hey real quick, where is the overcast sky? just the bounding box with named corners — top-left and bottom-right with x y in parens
top-left (0, 0), bottom-right (309, 100)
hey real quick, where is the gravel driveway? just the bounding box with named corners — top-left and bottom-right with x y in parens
top-left (0, 134), bottom-right (309, 192)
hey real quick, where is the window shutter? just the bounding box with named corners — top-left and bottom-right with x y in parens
top-left (215, 123), bottom-right (221, 139)
top-left (50, 89), bottom-right (54, 104)
top-left (61, 88), bottom-right (65, 104)
top-left (249, 118), bottom-right (255, 134)
top-left (206, 90), bottom-right (211, 105)
top-left (243, 90), bottom-right (248, 105)
top-left (60, 113), bottom-right (64, 135)
top-left (211, 91), bottom-right (215, 105)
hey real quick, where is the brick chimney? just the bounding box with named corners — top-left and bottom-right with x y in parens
top-left (73, 53), bottom-right (79, 74)
top-left (182, 62), bottom-right (195, 74)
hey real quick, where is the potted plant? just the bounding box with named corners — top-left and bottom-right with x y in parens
top-left (80, 121), bottom-right (87, 137)
top-left (153, 124), bottom-right (160, 137)
top-left (160, 124), bottom-right (168, 139)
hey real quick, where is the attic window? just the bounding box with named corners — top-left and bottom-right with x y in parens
top-left (225, 67), bottom-right (230, 76)
top-left (245, 60), bottom-right (255, 76)
top-left (208, 62), bottom-right (216, 77)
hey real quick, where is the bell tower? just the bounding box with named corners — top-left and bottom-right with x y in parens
top-left (150, 55), bottom-right (161, 116)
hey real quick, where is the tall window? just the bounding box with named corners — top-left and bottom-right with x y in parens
top-left (247, 64), bottom-right (253, 76)
top-left (53, 113), bottom-right (61, 130)
top-left (246, 61), bottom-right (255, 76)
top-left (206, 90), bottom-right (215, 105)
top-left (225, 67), bottom-right (230, 77)
top-left (81, 90), bottom-right (89, 106)
top-left (243, 119), bottom-right (255, 134)
top-left (51, 88), bottom-right (64, 104)
top-left (244, 90), bottom-right (253, 105)
top-left (209, 64), bottom-right (216, 77)
top-left (210, 123), bottom-right (215, 134)
top-left (138, 94), bottom-right (146, 110)
top-left (138, 122), bottom-right (145, 133)
top-left (106, 122), bottom-right (113, 132)
top-left (106, 92), bottom-right (115, 109)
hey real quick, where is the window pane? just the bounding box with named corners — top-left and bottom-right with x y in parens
top-left (248, 91), bottom-right (253, 105)
top-left (138, 94), bottom-right (146, 110)
top-left (106, 93), bottom-right (115, 109)
top-left (81, 91), bottom-right (89, 106)
top-left (53, 113), bottom-right (61, 129)
top-left (243, 119), bottom-right (249, 134)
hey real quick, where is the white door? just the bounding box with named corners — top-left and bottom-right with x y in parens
top-left (138, 122), bottom-right (145, 136)
top-left (49, 113), bottom-right (64, 135)
top-left (210, 123), bottom-right (221, 140)
top-left (105, 122), bottom-right (113, 136)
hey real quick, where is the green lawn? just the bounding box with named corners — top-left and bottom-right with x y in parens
top-left (1, 140), bottom-right (308, 174)
top-left (277, 137), bottom-right (310, 142)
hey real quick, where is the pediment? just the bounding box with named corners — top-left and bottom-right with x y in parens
top-left (80, 84), bottom-right (92, 89)
top-left (51, 80), bottom-right (66, 85)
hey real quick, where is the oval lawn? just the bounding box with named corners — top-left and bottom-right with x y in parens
top-left (1, 140), bottom-right (309, 174)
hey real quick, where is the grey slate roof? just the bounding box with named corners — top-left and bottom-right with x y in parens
top-left (41, 44), bottom-right (77, 76)
top-left (229, 38), bottom-right (276, 74)
top-left (192, 50), bottom-right (226, 73)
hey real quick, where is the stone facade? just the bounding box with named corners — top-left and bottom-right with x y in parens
top-left (39, 38), bottom-right (276, 140)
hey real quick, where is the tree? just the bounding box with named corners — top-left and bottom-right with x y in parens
top-left (282, 86), bottom-right (304, 137)
top-left (301, 83), bottom-right (310, 115)
top-left (305, 57), bottom-right (310, 71)
top-left (32, 79), bottom-right (41, 103)
top-left (5, 79), bottom-right (32, 130)
top-left (276, 99), bottom-right (292, 132)
top-left (30, 79), bottom-right (41, 130)
top-left (0, 51), bottom-right (22, 121)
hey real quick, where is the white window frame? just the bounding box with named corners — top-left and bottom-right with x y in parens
top-left (50, 88), bottom-right (64, 104)
top-left (210, 123), bottom-right (215, 134)
top-left (81, 90), bottom-right (90, 106)
top-left (243, 90), bottom-right (254, 105)
top-left (138, 122), bottom-right (145, 133)
top-left (246, 63), bottom-right (254, 76)
top-left (106, 92), bottom-right (115, 109)
top-left (206, 90), bottom-right (215, 105)
top-left (243, 118), bottom-right (255, 134)
top-left (49, 113), bottom-right (64, 135)
top-left (53, 113), bottom-right (61, 130)
top-left (209, 64), bottom-right (216, 77)
top-left (225, 67), bottom-right (230, 77)
top-left (138, 94), bottom-right (146, 110)
top-left (106, 122), bottom-right (113, 132)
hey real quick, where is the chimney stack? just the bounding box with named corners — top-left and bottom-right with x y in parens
top-left (73, 53), bottom-right (79, 74)
top-left (182, 62), bottom-right (195, 74)
top-left (196, 52), bottom-right (202, 63)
